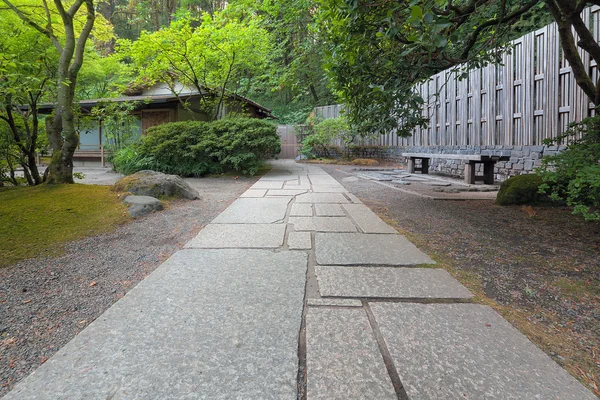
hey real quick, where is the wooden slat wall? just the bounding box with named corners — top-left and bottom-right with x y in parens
top-left (315, 8), bottom-right (600, 148)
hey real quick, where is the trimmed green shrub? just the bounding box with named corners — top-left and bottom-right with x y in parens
top-left (112, 118), bottom-right (280, 177)
top-left (496, 174), bottom-right (544, 206)
top-left (538, 116), bottom-right (600, 221)
top-left (301, 117), bottom-right (355, 158)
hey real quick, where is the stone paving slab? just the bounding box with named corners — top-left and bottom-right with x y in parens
top-left (306, 308), bottom-right (396, 400)
top-left (346, 193), bottom-right (363, 204)
top-left (315, 204), bottom-right (345, 217)
top-left (315, 233), bottom-right (435, 265)
top-left (266, 189), bottom-right (308, 196)
top-left (370, 303), bottom-right (597, 400)
top-left (186, 224), bottom-right (286, 248)
top-left (4, 249), bottom-right (308, 400)
top-left (342, 204), bottom-right (397, 234)
top-left (288, 231), bottom-right (312, 250)
top-left (315, 266), bottom-right (473, 299)
top-left (295, 193), bottom-right (349, 204)
top-left (307, 298), bottom-right (362, 307)
top-left (311, 186), bottom-right (349, 193)
top-left (290, 203), bottom-right (313, 217)
top-left (240, 189), bottom-right (267, 198)
top-left (212, 197), bottom-right (290, 224)
top-left (289, 217), bottom-right (357, 232)
top-left (250, 181), bottom-right (284, 189)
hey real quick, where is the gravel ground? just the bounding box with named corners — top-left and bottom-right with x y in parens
top-left (0, 174), bottom-right (256, 396)
top-left (322, 164), bottom-right (600, 395)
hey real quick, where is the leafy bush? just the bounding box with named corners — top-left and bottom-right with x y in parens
top-left (112, 118), bottom-right (280, 177)
top-left (496, 174), bottom-right (544, 206)
top-left (301, 117), bottom-right (354, 158)
top-left (537, 117), bottom-right (600, 221)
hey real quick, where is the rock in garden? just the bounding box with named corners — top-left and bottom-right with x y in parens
top-left (123, 195), bottom-right (163, 218)
top-left (114, 170), bottom-right (199, 200)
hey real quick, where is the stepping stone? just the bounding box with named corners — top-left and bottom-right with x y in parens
top-left (391, 180), bottom-right (410, 185)
top-left (315, 204), bottom-right (345, 217)
top-left (4, 249), bottom-right (307, 400)
top-left (250, 181), bottom-right (284, 189)
top-left (307, 298), bottom-right (362, 307)
top-left (290, 203), bottom-right (313, 217)
top-left (315, 266), bottom-right (473, 299)
top-left (306, 308), bottom-right (396, 400)
top-left (289, 217), bottom-right (357, 233)
top-left (266, 189), bottom-right (308, 196)
top-left (240, 189), bottom-right (266, 198)
top-left (342, 204), bottom-right (397, 234)
top-left (295, 193), bottom-right (349, 204)
top-left (186, 224), bottom-right (285, 248)
top-left (212, 197), bottom-right (290, 224)
top-left (288, 231), bottom-right (312, 250)
top-left (370, 303), bottom-right (597, 400)
top-left (315, 233), bottom-right (434, 265)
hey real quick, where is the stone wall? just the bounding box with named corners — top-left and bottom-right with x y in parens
top-left (315, 145), bottom-right (567, 182)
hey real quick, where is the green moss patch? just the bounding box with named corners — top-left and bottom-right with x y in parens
top-left (0, 184), bottom-right (129, 267)
top-left (496, 174), bottom-right (545, 206)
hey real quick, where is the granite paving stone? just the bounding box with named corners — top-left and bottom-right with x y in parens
top-left (342, 204), bottom-right (398, 234)
top-left (311, 186), bottom-right (349, 193)
top-left (266, 189), bottom-right (308, 196)
top-left (315, 233), bottom-right (435, 265)
top-left (370, 303), bottom-right (597, 400)
top-left (306, 308), bottom-right (396, 400)
top-left (307, 298), bottom-right (363, 307)
top-left (239, 189), bottom-right (267, 198)
top-left (289, 217), bottom-right (357, 232)
top-left (212, 197), bottom-right (291, 224)
top-left (4, 249), bottom-right (307, 400)
top-left (315, 204), bottom-right (346, 217)
top-left (295, 193), bottom-right (349, 204)
top-left (316, 266), bottom-right (473, 299)
top-left (186, 224), bottom-right (286, 248)
top-left (288, 231), bottom-right (312, 250)
top-left (290, 203), bottom-right (313, 217)
top-left (250, 181), bottom-right (285, 190)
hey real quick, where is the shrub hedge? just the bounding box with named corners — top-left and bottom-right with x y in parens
top-left (112, 118), bottom-right (280, 177)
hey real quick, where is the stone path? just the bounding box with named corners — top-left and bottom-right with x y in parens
top-left (4, 160), bottom-right (596, 399)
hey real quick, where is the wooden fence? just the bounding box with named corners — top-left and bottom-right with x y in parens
top-left (315, 7), bottom-right (600, 148)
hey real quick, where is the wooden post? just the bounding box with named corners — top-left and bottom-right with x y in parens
top-left (483, 162), bottom-right (495, 184)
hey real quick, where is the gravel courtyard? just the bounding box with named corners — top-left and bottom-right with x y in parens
top-left (0, 173), bottom-right (256, 396)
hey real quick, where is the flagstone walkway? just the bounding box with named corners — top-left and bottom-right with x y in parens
top-left (4, 160), bottom-right (596, 399)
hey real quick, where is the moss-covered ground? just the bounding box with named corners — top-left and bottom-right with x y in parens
top-left (0, 184), bottom-right (129, 268)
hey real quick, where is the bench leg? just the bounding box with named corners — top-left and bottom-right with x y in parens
top-left (465, 161), bottom-right (476, 184)
top-left (483, 162), bottom-right (495, 184)
top-left (408, 158), bottom-right (415, 173)
top-left (421, 158), bottom-right (429, 174)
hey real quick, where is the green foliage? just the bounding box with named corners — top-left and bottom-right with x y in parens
top-left (496, 174), bottom-right (544, 206)
top-left (90, 101), bottom-right (141, 152)
top-left (113, 118), bottom-right (280, 176)
top-left (315, 0), bottom-right (550, 136)
top-left (538, 117), bottom-right (600, 221)
top-left (302, 117), bottom-right (355, 158)
top-left (119, 13), bottom-right (273, 120)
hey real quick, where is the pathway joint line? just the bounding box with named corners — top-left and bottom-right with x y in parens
top-left (363, 301), bottom-right (408, 400)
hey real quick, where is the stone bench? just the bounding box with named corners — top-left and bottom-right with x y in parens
top-left (401, 153), bottom-right (510, 184)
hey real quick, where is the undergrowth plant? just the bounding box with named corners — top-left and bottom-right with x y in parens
top-left (112, 118), bottom-right (280, 177)
top-left (537, 116), bottom-right (600, 221)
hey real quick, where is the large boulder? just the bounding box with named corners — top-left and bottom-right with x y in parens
top-left (123, 195), bottom-right (163, 218)
top-left (114, 170), bottom-right (199, 200)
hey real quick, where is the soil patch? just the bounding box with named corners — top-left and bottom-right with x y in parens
top-left (323, 164), bottom-right (600, 396)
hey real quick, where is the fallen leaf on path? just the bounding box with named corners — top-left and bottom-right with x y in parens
top-left (521, 205), bottom-right (537, 217)
top-left (89, 281), bottom-right (97, 287)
